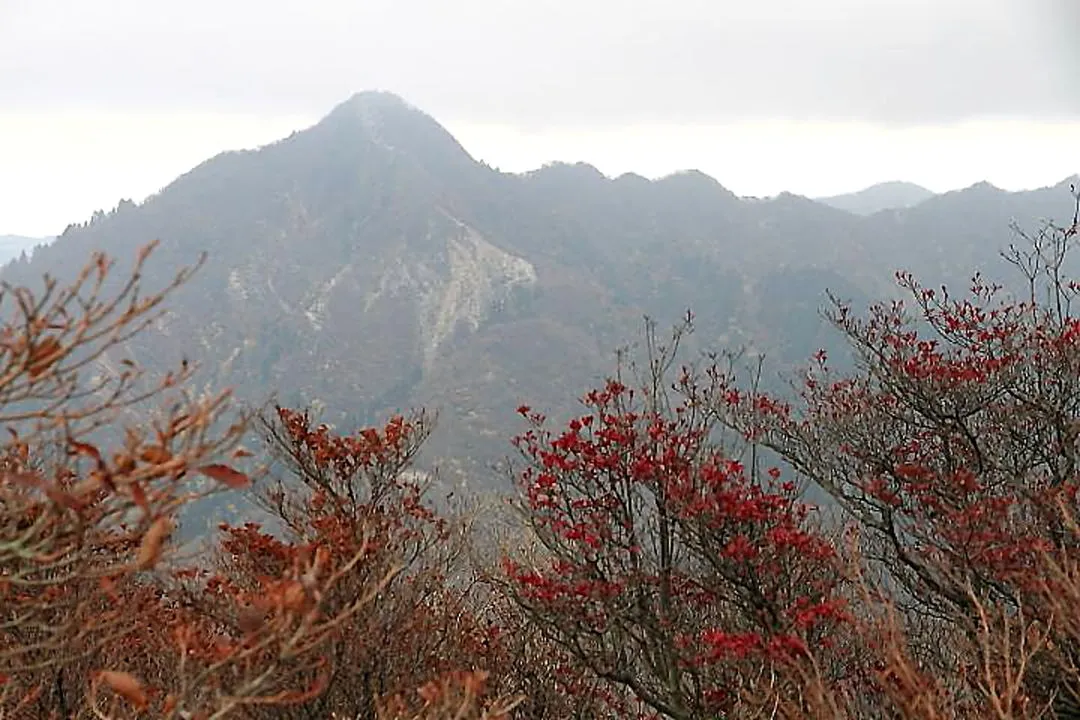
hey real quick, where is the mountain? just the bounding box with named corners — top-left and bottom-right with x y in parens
top-left (0, 235), bottom-right (51, 265)
top-left (3, 92), bottom-right (1076, 496)
top-left (816, 181), bottom-right (936, 215)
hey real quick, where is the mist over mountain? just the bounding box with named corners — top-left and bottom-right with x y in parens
top-left (815, 181), bottom-right (936, 215)
top-left (3, 92), bottom-right (1076, 492)
top-left (0, 235), bottom-right (51, 265)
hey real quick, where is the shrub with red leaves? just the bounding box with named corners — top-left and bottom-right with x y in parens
top-left (719, 187), bottom-right (1080, 716)
top-left (501, 316), bottom-right (850, 719)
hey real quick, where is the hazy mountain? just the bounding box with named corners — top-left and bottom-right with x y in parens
top-left (3, 92), bottom-right (1076, 493)
top-left (816, 181), bottom-right (936, 215)
top-left (0, 235), bottom-right (51, 265)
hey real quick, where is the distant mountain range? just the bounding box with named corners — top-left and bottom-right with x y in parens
top-left (2, 92), bottom-right (1076, 495)
top-left (815, 181), bottom-right (937, 215)
top-left (0, 235), bottom-right (50, 265)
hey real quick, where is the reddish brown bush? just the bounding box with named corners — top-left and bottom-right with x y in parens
top-left (0, 243), bottom-right (252, 716)
top-left (7, 193), bottom-right (1080, 719)
top-left (0, 246), bottom-right (518, 719)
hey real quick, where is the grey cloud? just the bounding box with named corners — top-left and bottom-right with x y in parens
top-left (1, 0), bottom-right (1077, 126)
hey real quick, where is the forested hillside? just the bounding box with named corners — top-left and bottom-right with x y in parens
top-left (3, 92), bottom-right (1074, 495)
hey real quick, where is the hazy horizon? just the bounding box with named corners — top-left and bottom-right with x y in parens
top-left (2, 0), bottom-right (1077, 236)
top-left (1, 100), bottom-right (1078, 238)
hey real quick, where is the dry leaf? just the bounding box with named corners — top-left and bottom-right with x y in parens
top-left (139, 445), bottom-right (172, 464)
top-left (136, 516), bottom-right (174, 570)
top-left (26, 336), bottom-right (63, 379)
top-left (130, 481), bottom-right (149, 512)
top-left (113, 452), bottom-right (136, 474)
top-left (196, 463), bottom-right (250, 489)
top-left (69, 440), bottom-right (102, 464)
top-left (97, 670), bottom-right (149, 710)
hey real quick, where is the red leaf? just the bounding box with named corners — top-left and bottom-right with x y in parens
top-left (130, 481), bottom-right (149, 512)
top-left (196, 463), bottom-right (250, 489)
top-left (69, 440), bottom-right (102, 464)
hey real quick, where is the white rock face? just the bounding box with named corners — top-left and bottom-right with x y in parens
top-left (365, 212), bottom-right (537, 368)
top-left (221, 210), bottom-right (537, 372)
top-left (227, 268), bottom-right (249, 301)
top-left (421, 216), bottom-right (536, 366)
top-left (304, 263), bottom-right (353, 331)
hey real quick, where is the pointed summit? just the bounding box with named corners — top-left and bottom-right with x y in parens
top-left (322, 90), bottom-right (422, 127)
top-left (313, 91), bottom-right (478, 174)
top-left (335, 90), bottom-right (415, 110)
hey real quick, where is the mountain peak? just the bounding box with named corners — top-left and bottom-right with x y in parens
top-left (318, 90), bottom-right (437, 140)
top-left (655, 169), bottom-right (736, 199)
top-left (816, 181), bottom-right (935, 215)
top-left (311, 91), bottom-right (479, 177)
top-left (956, 180), bottom-right (1003, 195)
top-left (327, 91), bottom-right (418, 119)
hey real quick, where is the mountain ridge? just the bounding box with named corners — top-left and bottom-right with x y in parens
top-left (4, 92), bottom-right (1077, 494)
top-left (0, 235), bottom-right (51, 266)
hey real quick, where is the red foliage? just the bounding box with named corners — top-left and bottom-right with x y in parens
top-left (502, 321), bottom-right (849, 719)
top-left (716, 190), bottom-right (1080, 714)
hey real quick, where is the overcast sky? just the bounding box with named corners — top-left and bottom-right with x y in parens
top-left (1, 0), bottom-right (1078, 236)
